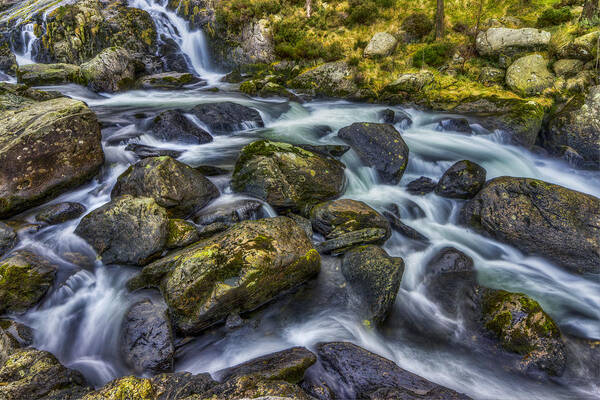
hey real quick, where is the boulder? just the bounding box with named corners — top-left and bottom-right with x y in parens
top-left (461, 177), bottom-right (600, 274)
top-left (135, 72), bottom-right (199, 89)
top-left (193, 199), bottom-right (264, 226)
top-left (150, 109), bottom-right (212, 144)
top-left (191, 101), bottom-right (264, 134)
top-left (120, 299), bottom-right (174, 374)
top-left (364, 32), bottom-right (398, 58)
top-left (476, 28), bottom-right (551, 57)
top-left (231, 140), bottom-right (346, 214)
top-left (406, 176), bottom-right (437, 195)
top-left (128, 217), bottom-right (320, 335)
top-left (377, 108), bottom-right (413, 128)
top-left (0, 320), bottom-right (32, 366)
top-left (166, 219), bottom-right (200, 249)
top-left (0, 221), bottom-right (17, 257)
top-left (436, 118), bottom-right (472, 133)
top-left (75, 195), bottom-right (170, 266)
top-left (80, 47), bottom-right (140, 93)
top-left (124, 144), bottom-right (183, 159)
top-left (0, 92), bottom-right (103, 218)
top-left (16, 63), bottom-right (83, 86)
top-left (552, 30), bottom-right (600, 61)
top-left (0, 43), bottom-right (17, 76)
top-left (341, 245), bottom-right (404, 325)
top-left (384, 71), bottom-right (434, 93)
top-left (315, 228), bottom-right (390, 255)
top-left (338, 123), bottom-right (409, 184)
top-left (34, 202), bottom-right (86, 225)
top-left (202, 375), bottom-right (312, 399)
top-left (543, 86), bottom-right (600, 168)
top-left (552, 59), bottom-right (584, 78)
top-left (479, 66), bottom-right (505, 85)
top-left (291, 61), bottom-right (358, 98)
top-left (435, 160), bottom-right (487, 199)
top-left (111, 156), bottom-right (219, 217)
top-left (506, 54), bottom-right (555, 97)
top-left (383, 210), bottom-right (429, 242)
top-left (0, 250), bottom-right (56, 314)
top-left (296, 144), bottom-right (351, 159)
top-left (303, 342), bottom-right (472, 399)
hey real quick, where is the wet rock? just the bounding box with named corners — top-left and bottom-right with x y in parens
top-left (120, 299), bottom-right (174, 374)
top-left (0, 250), bottom-right (56, 314)
top-left (291, 61), bottom-right (358, 98)
top-left (0, 348), bottom-right (89, 400)
top-left (506, 54), bottom-right (555, 97)
top-left (0, 43), bottom-right (16, 76)
top-left (338, 122), bottom-right (409, 184)
top-left (315, 228), bottom-right (390, 255)
top-left (436, 118), bottom-right (472, 133)
top-left (149, 372), bottom-right (217, 399)
top-left (191, 101), bottom-right (264, 134)
top-left (16, 63), bottom-right (83, 86)
top-left (543, 85), bottom-right (600, 168)
top-left (476, 27), bottom-right (551, 57)
top-left (0, 320), bottom-right (32, 366)
top-left (128, 217), bottom-right (320, 335)
top-left (0, 221), bottom-right (17, 257)
top-left (215, 347), bottom-right (317, 384)
top-left (377, 108), bottom-right (413, 128)
top-left (80, 47), bottom-right (140, 93)
top-left (406, 176), bottom-right (437, 195)
top-left (166, 219), bottom-right (200, 249)
top-left (193, 199), bottom-right (263, 226)
top-left (75, 195), bottom-right (169, 266)
top-left (296, 144), bottom-right (351, 158)
top-left (435, 160), bottom-right (487, 199)
top-left (135, 72), bottom-right (199, 89)
top-left (197, 222), bottom-right (230, 239)
top-left (364, 32), bottom-right (398, 58)
top-left (303, 342), bottom-right (472, 399)
top-left (232, 140), bottom-right (346, 214)
top-left (34, 202), bottom-right (86, 225)
top-left (287, 213), bottom-right (313, 238)
top-left (204, 374), bottom-right (313, 399)
top-left (461, 177), bottom-right (600, 274)
top-left (382, 211), bottom-right (429, 242)
top-left (341, 245), bottom-right (404, 325)
top-left (0, 89), bottom-right (103, 218)
top-left (195, 165), bottom-right (230, 176)
top-left (81, 375), bottom-right (155, 400)
top-left (111, 156), bottom-right (219, 218)
top-left (150, 109), bottom-right (213, 144)
top-left (124, 144), bottom-right (183, 159)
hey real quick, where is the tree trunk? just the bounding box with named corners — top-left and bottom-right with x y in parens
top-left (306, 0), bottom-right (312, 18)
top-left (582, 0), bottom-right (599, 21)
top-left (435, 0), bottom-right (445, 40)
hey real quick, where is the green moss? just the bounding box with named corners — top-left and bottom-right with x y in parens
top-left (412, 43), bottom-right (454, 68)
top-left (537, 7), bottom-right (572, 27)
top-left (215, 0), bottom-right (281, 34)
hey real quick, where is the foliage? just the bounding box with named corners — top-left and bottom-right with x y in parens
top-left (537, 7), bottom-right (573, 27)
top-left (273, 17), bottom-right (344, 61)
top-left (215, 0), bottom-right (281, 33)
top-left (401, 12), bottom-right (433, 41)
top-left (412, 42), bottom-right (454, 68)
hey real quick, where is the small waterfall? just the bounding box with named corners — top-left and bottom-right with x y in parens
top-left (14, 23), bottom-right (35, 65)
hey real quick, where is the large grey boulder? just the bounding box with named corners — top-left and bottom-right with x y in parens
top-left (364, 32), bottom-right (398, 58)
top-left (506, 54), bottom-right (555, 96)
top-left (476, 27), bottom-right (551, 57)
top-left (292, 61), bottom-right (358, 98)
top-left (80, 47), bottom-right (139, 93)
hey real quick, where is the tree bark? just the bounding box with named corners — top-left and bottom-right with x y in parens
top-left (306, 0), bottom-right (312, 18)
top-left (435, 0), bottom-right (445, 40)
top-left (582, 0), bottom-right (599, 21)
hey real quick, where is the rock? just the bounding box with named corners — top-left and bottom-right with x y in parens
top-left (553, 30), bottom-right (600, 61)
top-left (231, 140), bottom-right (346, 214)
top-left (296, 144), bottom-right (351, 158)
top-left (400, 12), bottom-right (433, 43)
top-left (481, 290), bottom-right (566, 376)
top-left (135, 72), bottom-right (199, 89)
top-left (80, 47), bottom-right (140, 93)
top-left (315, 228), bottom-right (390, 255)
top-left (0, 221), bottom-right (17, 257)
top-left (382, 211), bottom-right (429, 242)
top-left (461, 177), bottom-right (600, 274)
top-left (166, 219), bottom-right (200, 249)
top-left (204, 375), bottom-right (312, 400)
top-left (34, 202), bottom-right (86, 225)
top-left (193, 199), bottom-right (264, 226)
top-left (0, 43), bottom-right (17, 76)
top-left (310, 199), bottom-right (390, 243)
top-left (0, 250), bottom-right (56, 314)
top-left (195, 165), bottom-right (230, 176)
top-left (476, 28), bottom-right (551, 57)
top-left (75, 195), bottom-right (169, 266)
top-left (216, 18), bottom-right (276, 67)
top-left (303, 342), bottom-right (472, 399)
top-left (436, 118), bottom-right (472, 133)
top-left (150, 109), bottom-right (212, 144)
top-left (543, 86), bottom-right (600, 168)
top-left (364, 32), bottom-right (398, 58)
top-left (291, 61), bottom-right (358, 98)
top-left (384, 71), bottom-right (434, 93)
top-left (0, 348), bottom-right (89, 400)
top-left (191, 101), bottom-right (264, 134)
top-left (124, 144), bottom-right (183, 159)
top-left (16, 63), bottom-right (83, 86)
top-left (341, 245), bottom-right (404, 325)
top-left (406, 176), bottom-right (437, 195)
top-left (255, 82), bottom-right (303, 103)
top-left (0, 320), bottom-right (33, 366)
top-left (552, 59), bottom-right (584, 78)
top-left (505, 54), bottom-right (555, 97)
top-left (215, 347), bottom-right (316, 384)
top-left (338, 122), bottom-right (409, 184)
top-left (435, 160), bottom-right (487, 199)
top-left (0, 91), bottom-right (103, 218)
top-left (120, 299), bottom-right (174, 374)
top-left (479, 66), bottom-right (505, 85)
top-left (111, 156), bottom-right (219, 217)
top-left (377, 108), bottom-right (413, 128)
top-left (128, 217), bottom-right (320, 335)
top-left (81, 376), bottom-right (155, 400)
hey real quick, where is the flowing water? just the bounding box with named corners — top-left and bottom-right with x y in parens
top-left (1, 1), bottom-right (599, 399)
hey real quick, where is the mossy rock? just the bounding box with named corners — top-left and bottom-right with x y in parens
top-left (435, 160), bottom-right (487, 199)
top-left (81, 376), bottom-right (154, 400)
top-left (505, 54), bottom-right (555, 97)
top-left (0, 43), bottom-right (17, 76)
top-left (291, 61), bottom-right (358, 98)
top-left (80, 47), bottom-right (140, 93)
top-left (16, 63), bottom-right (84, 86)
top-left (0, 221), bottom-right (17, 258)
top-left (166, 219), bottom-right (200, 249)
top-left (135, 72), bottom-right (199, 89)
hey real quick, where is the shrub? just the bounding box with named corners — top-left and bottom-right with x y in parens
top-left (401, 12), bottom-right (433, 42)
top-left (215, 0), bottom-right (281, 33)
top-left (347, 1), bottom-right (378, 25)
top-left (412, 43), bottom-right (454, 68)
top-left (273, 18), bottom-right (344, 61)
top-left (537, 7), bottom-right (572, 27)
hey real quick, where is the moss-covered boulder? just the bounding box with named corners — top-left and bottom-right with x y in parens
top-left (0, 82), bottom-right (63, 111)
top-left (551, 29), bottom-right (600, 61)
top-left (204, 374), bottom-right (313, 399)
top-left (506, 54), bottom-right (555, 97)
top-left (341, 245), bottom-right (404, 325)
top-left (81, 376), bottom-right (154, 400)
top-left (291, 61), bottom-right (358, 98)
top-left (552, 59), bottom-right (584, 78)
top-left (0, 90), bottom-right (103, 218)
top-left (111, 156), bottom-right (219, 218)
top-left (75, 195), bottom-right (170, 266)
top-left (166, 218), bottom-right (200, 249)
top-left (0, 348), bottom-right (89, 400)
top-left (338, 122), bottom-right (409, 184)
top-left (364, 32), bottom-right (398, 58)
top-left (34, 202), bottom-right (86, 225)
top-left (481, 290), bottom-right (566, 375)
top-left (543, 86), bottom-right (600, 168)
top-left (435, 160), bottom-right (487, 199)
top-left (16, 63), bottom-right (83, 86)
top-left (232, 140), bottom-right (346, 214)
top-left (461, 177), bottom-right (600, 274)
top-left (128, 216), bottom-right (320, 335)
top-left (150, 109), bottom-right (212, 144)
top-left (191, 101), bottom-right (264, 134)
top-left (0, 250), bottom-right (56, 314)
top-left (0, 43), bottom-right (17, 76)
top-left (476, 27), bottom-right (551, 57)
top-left (0, 221), bottom-right (17, 257)
top-left (0, 320), bottom-right (32, 366)
top-left (37, 0), bottom-right (157, 65)
top-left (80, 47), bottom-right (140, 93)
top-left (135, 72), bottom-right (199, 89)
